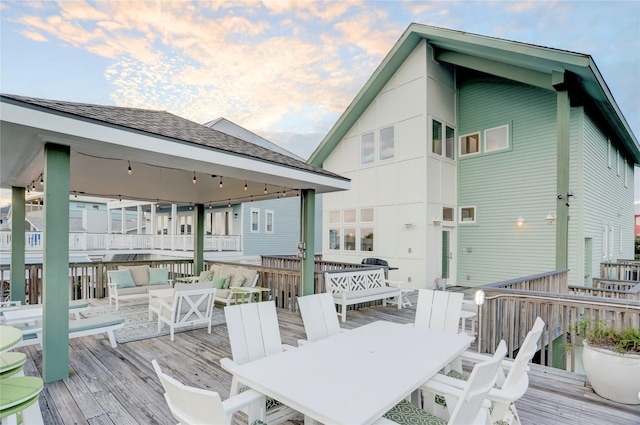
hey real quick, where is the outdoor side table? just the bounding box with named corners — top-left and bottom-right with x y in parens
top-left (0, 376), bottom-right (44, 422)
top-left (0, 326), bottom-right (23, 353)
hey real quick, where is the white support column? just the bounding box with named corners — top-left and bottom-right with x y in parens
top-left (120, 207), bottom-right (126, 235)
top-left (171, 203), bottom-right (177, 251)
top-left (137, 205), bottom-right (142, 234)
top-left (151, 203), bottom-right (157, 235)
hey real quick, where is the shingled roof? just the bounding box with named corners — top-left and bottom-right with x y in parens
top-left (2, 94), bottom-right (346, 181)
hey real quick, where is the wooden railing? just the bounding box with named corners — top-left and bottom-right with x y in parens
top-left (1, 260), bottom-right (195, 303)
top-left (600, 260), bottom-right (640, 281)
top-left (478, 270), bottom-right (640, 372)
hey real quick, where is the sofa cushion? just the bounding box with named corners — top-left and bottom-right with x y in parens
top-left (209, 264), bottom-right (222, 279)
top-left (199, 269), bottom-right (215, 282)
top-left (149, 267), bottom-right (170, 285)
top-left (333, 286), bottom-right (400, 300)
top-left (109, 270), bottom-right (135, 288)
top-left (216, 288), bottom-right (231, 299)
top-left (120, 265), bottom-right (150, 286)
top-left (219, 264), bottom-right (237, 279)
top-left (147, 284), bottom-right (172, 291)
top-left (232, 267), bottom-right (258, 287)
top-left (221, 274), bottom-right (233, 289)
top-left (117, 286), bottom-right (148, 296)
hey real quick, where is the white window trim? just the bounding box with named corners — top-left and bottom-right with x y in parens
top-left (459, 132), bottom-right (481, 157)
top-left (459, 206), bottom-right (476, 224)
top-left (250, 208), bottom-right (260, 233)
top-left (483, 124), bottom-right (510, 153)
top-left (265, 209), bottom-right (274, 234)
top-left (602, 224), bottom-right (608, 258)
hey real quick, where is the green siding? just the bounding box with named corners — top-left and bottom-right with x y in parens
top-left (581, 114), bottom-right (635, 281)
top-left (457, 80), bottom-right (557, 285)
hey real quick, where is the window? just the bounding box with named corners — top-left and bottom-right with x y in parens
top-left (361, 132), bottom-right (374, 164)
top-left (616, 150), bottom-right (620, 176)
top-left (344, 228), bottom-right (356, 251)
top-left (250, 208), bottom-right (260, 232)
top-left (624, 161), bottom-right (628, 187)
top-left (443, 207), bottom-right (454, 222)
top-left (459, 206), bottom-right (476, 223)
top-left (380, 126), bottom-right (394, 160)
top-left (344, 209), bottom-right (356, 223)
top-left (360, 228), bottom-right (374, 251)
top-left (445, 126), bottom-right (455, 160)
top-left (609, 226), bottom-right (614, 257)
top-left (602, 225), bottom-right (608, 258)
top-left (329, 210), bottom-right (341, 224)
top-left (432, 120), bottom-right (442, 155)
top-left (329, 229), bottom-right (340, 250)
top-left (484, 125), bottom-right (509, 152)
top-left (459, 133), bottom-right (480, 156)
top-left (361, 208), bottom-right (374, 222)
top-left (607, 140), bottom-right (612, 168)
top-left (265, 210), bottom-right (274, 233)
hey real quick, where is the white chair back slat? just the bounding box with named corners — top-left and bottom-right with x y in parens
top-left (225, 301), bottom-right (283, 365)
top-left (415, 289), bottom-right (464, 333)
top-left (449, 340), bottom-right (507, 425)
top-left (297, 293), bottom-right (341, 342)
top-left (501, 317), bottom-right (545, 391)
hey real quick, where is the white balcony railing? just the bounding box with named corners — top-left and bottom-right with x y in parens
top-left (0, 232), bottom-right (241, 252)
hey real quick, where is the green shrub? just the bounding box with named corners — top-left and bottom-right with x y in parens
top-left (576, 319), bottom-right (640, 354)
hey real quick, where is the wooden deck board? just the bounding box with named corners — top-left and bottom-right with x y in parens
top-left (12, 300), bottom-right (640, 425)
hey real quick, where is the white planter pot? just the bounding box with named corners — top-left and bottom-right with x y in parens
top-left (582, 341), bottom-right (640, 405)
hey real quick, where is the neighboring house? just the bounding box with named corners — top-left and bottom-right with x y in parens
top-left (204, 118), bottom-right (323, 256)
top-left (309, 24), bottom-right (639, 289)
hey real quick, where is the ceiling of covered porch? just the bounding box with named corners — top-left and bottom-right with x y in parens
top-left (1, 94), bottom-right (350, 206)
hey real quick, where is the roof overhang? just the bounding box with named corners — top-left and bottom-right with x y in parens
top-left (309, 23), bottom-right (639, 166)
top-left (1, 96), bottom-right (350, 206)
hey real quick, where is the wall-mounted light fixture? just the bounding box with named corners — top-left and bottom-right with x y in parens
top-left (516, 216), bottom-right (525, 227)
top-left (432, 218), bottom-right (442, 226)
top-left (545, 212), bottom-right (556, 224)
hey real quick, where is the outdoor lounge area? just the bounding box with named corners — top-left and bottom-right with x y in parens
top-left (7, 293), bottom-right (639, 425)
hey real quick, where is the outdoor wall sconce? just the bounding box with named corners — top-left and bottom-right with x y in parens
top-left (405, 221), bottom-right (413, 228)
top-left (545, 212), bottom-right (556, 224)
top-left (516, 216), bottom-right (525, 227)
top-left (432, 218), bottom-right (441, 226)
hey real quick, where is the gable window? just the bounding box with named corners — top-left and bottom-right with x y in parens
top-left (265, 210), bottom-right (274, 233)
top-left (443, 207), bottom-right (454, 222)
top-left (361, 132), bottom-right (374, 164)
top-left (484, 125), bottom-right (509, 152)
top-left (361, 208), bottom-right (373, 222)
top-left (344, 209), bottom-right (356, 223)
top-left (432, 120), bottom-right (442, 155)
top-left (250, 208), bottom-right (260, 232)
top-left (329, 210), bottom-right (340, 224)
top-left (459, 206), bottom-right (476, 223)
top-left (380, 126), bottom-right (394, 160)
top-left (459, 133), bottom-right (480, 156)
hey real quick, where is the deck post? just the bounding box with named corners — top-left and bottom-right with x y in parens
top-left (10, 186), bottom-right (26, 303)
top-left (42, 143), bottom-right (70, 383)
top-left (300, 189), bottom-right (316, 296)
top-left (555, 86), bottom-right (570, 270)
top-left (194, 203), bottom-right (204, 275)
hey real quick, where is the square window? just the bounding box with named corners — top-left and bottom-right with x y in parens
top-left (380, 126), bottom-right (394, 160)
top-left (361, 208), bottom-right (374, 222)
top-left (459, 133), bottom-right (480, 156)
top-left (432, 120), bottom-right (442, 155)
top-left (443, 207), bottom-right (454, 222)
top-left (445, 126), bottom-right (455, 160)
top-left (344, 210), bottom-right (356, 223)
top-left (360, 228), bottom-right (374, 251)
top-left (459, 206), bottom-right (476, 223)
top-left (361, 132), bottom-right (374, 164)
top-left (344, 228), bottom-right (356, 251)
top-left (484, 125), bottom-right (509, 152)
top-left (329, 210), bottom-right (341, 224)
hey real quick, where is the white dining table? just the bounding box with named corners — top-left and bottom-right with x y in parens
top-left (228, 320), bottom-right (473, 425)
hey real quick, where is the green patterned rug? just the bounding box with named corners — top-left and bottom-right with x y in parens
top-left (80, 300), bottom-right (226, 344)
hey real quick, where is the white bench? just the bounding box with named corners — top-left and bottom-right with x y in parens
top-left (324, 268), bottom-right (403, 322)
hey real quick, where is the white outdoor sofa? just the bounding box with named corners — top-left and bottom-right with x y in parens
top-left (107, 265), bottom-right (173, 309)
top-left (182, 264), bottom-right (260, 307)
top-left (324, 267), bottom-right (403, 322)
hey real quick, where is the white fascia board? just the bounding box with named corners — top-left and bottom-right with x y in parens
top-left (2, 102), bottom-right (350, 192)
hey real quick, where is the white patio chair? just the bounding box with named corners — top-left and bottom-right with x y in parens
top-left (151, 359), bottom-right (265, 425)
top-left (220, 301), bottom-right (299, 424)
top-left (156, 287), bottom-right (217, 342)
top-left (414, 289), bottom-right (464, 333)
top-left (376, 340), bottom-right (507, 425)
top-left (430, 317), bottom-right (545, 425)
top-left (296, 292), bottom-right (344, 345)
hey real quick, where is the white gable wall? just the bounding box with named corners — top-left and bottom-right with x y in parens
top-left (323, 40), bottom-right (457, 288)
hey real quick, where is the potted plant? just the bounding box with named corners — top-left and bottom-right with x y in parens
top-left (575, 319), bottom-right (640, 405)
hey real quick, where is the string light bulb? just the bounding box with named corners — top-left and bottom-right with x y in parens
top-left (39, 175), bottom-right (44, 186)
top-left (209, 202), bottom-right (213, 209)
top-left (250, 196), bottom-right (253, 203)
top-left (31, 182), bottom-right (36, 191)
top-left (156, 200), bottom-right (160, 208)
top-left (282, 188), bottom-right (286, 197)
top-left (192, 172), bottom-right (197, 184)
top-left (244, 181), bottom-right (248, 191)
top-left (219, 177), bottom-right (223, 188)
top-left (227, 199), bottom-right (231, 208)
top-left (277, 192), bottom-right (280, 201)
top-left (127, 161), bottom-right (132, 175)
top-left (264, 184), bottom-right (268, 194)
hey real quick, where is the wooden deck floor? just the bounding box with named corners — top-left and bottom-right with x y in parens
top-left (14, 300), bottom-right (640, 425)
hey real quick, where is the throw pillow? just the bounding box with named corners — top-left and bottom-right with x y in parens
top-left (222, 274), bottom-right (232, 289)
top-left (199, 270), bottom-right (215, 282)
top-left (235, 275), bottom-right (247, 287)
top-left (213, 277), bottom-right (227, 289)
top-left (149, 267), bottom-right (169, 285)
top-left (110, 269), bottom-right (135, 288)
